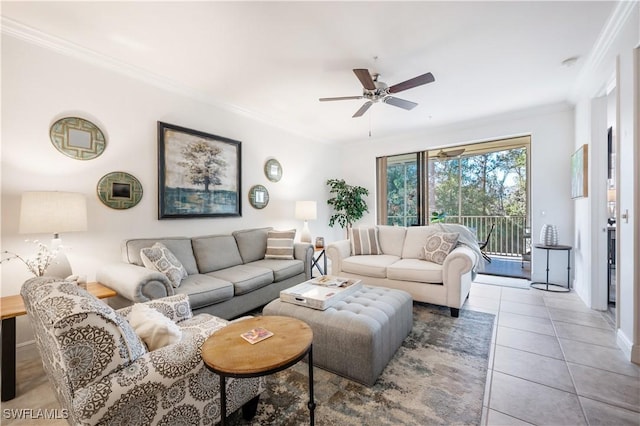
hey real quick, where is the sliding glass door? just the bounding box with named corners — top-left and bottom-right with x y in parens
top-left (377, 136), bottom-right (530, 258)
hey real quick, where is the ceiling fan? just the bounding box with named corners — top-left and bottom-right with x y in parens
top-left (319, 68), bottom-right (435, 118)
top-left (432, 148), bottom-right (465, 159)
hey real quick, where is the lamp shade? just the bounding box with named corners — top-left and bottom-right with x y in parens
top-left (19, 191), bottom-right (88, 235)
top-left (295, 201), bottom-right (317, 221)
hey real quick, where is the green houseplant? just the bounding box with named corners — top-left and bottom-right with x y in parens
top-left (326, 179), bottom-right (369, 233)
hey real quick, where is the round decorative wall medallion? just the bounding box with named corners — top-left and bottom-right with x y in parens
top-left (50, 117), bottom-right (107, 160)
top-left (97, 172), bottom-right (143, 209)
top-left (264, 158), bottom-right (282, 182)
top-left (248, 185), bottom-right (269, 209)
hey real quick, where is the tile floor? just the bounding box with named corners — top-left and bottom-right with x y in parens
top-left (4, 281), bottom-right (639, 425)
top-left (467, 282), bottom-right (640, 425)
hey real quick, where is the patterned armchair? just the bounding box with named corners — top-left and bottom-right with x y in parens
top-left (21, 277), bottom-right (266, 425)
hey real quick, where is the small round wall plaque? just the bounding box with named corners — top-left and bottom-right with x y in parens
top-left (264, 158), bottom-right (283, 182)
top-left (249, 185), bottom-right (269, 209)
top-left (50, 117), bottom-right (107, 160)
top-left (97, 171), bottom-right (143, 209)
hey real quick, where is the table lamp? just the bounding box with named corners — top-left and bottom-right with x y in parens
top-left (295, 201), bottom-right (317, 243)
top-left (19, 191), bottom-right (88, 278)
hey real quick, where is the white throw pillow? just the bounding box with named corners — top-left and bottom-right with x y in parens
top-left (140, 242), bottom-right (188, 288)
top-left (127, 303), bottom-right (182, 351)
top-left (422, 232), bottom-right (460, 265)
top-left (265, 230), bottom-right (296, 259)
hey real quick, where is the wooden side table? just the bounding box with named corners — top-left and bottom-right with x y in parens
top-left (530, 244), bottom-right (572, 292)
top-left (202, 316), bottom-right (315, 425)
top-left (0, 282), bottom-right (116, 401)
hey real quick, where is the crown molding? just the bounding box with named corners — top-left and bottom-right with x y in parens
top-left (1, 17), bottom-right (325, 144)
top-left (571, 1), bottom-right (639, 98)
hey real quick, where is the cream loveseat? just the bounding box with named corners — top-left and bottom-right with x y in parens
top-left (97, 227), bottom-right (313, 319)
top-left (326, 224), bottom-right (481, 317)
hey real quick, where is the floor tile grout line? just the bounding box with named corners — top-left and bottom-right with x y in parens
top-left (545, 296), bottom-right (591, 426)
top-left (482, 286), bottom-right (501, 426)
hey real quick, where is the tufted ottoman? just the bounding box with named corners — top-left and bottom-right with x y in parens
top-left (263, 286), bottom-right (413, 386)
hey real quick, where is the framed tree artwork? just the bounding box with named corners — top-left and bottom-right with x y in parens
top-left (158, 122), bottom-right (241, 218)
top-left (570, 144), bottom-right (588, 199)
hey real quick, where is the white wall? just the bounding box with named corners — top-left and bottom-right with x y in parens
top-left (337, 103), bottom-right (575, 285)
top-left (570, 2), bottom-right (639, 362)
top-left (0, 36), bottom-right (341, 344)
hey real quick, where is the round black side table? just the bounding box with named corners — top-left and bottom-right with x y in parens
top-left (530, 243), bottom-right (572, 292)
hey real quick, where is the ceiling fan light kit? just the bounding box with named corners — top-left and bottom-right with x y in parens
top-left (320, 68), bottom-right (435, 118)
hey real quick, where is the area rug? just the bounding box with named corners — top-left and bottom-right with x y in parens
top-left (227, 303), bottom-right (495, 425)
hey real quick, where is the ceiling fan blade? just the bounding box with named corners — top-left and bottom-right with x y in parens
top-left (353, 69), bottom-right (376, 90)
top-left (319, 96), bottom-right (363, 102)
top-left (352, 101), bottom-right (373, 118)
top-left (384, 96), bottom-right (418, 110)
top-left (434, 148), bottom-right (466, 159)
top-left (388, 72), bottom-right (435, 94)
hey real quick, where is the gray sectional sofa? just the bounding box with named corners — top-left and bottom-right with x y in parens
top-left (97, 227), bottom-right (313, 319)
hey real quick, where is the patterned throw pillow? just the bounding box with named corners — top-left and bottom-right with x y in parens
top-left (350, 227), bottom-right (381, 255)
top-left (422, 232), bottom-right (460, 265)
top-left (265, 230), bottom-right (296, 260)
top-left (140, 242), bottom-right (188, 288)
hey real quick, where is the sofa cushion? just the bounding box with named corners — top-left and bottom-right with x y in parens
top-left (175, 274), bottom-right (234, 310)
top-left (192, 235), bottom-right (244, 273)
top-left (350, 227), bottom-right (381, 255)
top-left (422, 232), bottom-right (460, 264)
top-left (377, 225), bottom-right (407, 257)
top-left (401, 226), bottom-right (439, 259)
top-left (232, 227), bottom-right (271, 263)
top-left (122, 238), bottom-right (199, 275)
top-left (387, 258), bottom-right (444, 283)
top-left (342, 255), bottom-right (400, 278)
top-left (208, 265), bottom-right (274, 296)
top-left (140, 242), bottom-right (188, 288)
top-left (265, 230), bottom-right (296, 259)
top-left (249, 258), bottom-right (304, 281)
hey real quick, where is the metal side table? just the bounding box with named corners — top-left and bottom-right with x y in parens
top-left (530, 243), bottom-right (572, 292)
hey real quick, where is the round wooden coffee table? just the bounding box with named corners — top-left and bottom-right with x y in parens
top-left (201, 316), bottom-right (315, 425)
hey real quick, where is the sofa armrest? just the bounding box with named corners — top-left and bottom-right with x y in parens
top-left (294, 242), bottom-right (314, 279)
top-left (443, 245), bottom-right (476, 308)
top-left (96, 262), bottom-right (174, 303)
top-left (326, 239), bottom-right (350, 275)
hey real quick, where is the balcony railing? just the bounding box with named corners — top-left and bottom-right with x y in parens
top-left (385, 214), bottom-right (529, 258)
top-left (443, 215), bottom-right (528, 258)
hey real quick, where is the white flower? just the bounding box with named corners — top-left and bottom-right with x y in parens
top-left (1, 240), bottom-right (60, 277)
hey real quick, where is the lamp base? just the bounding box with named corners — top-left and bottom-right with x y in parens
top-left (300, 221), bottom-right (312, 243)
top-left (44, 251), bottom-right (72, 279)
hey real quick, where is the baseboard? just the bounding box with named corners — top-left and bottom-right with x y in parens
top-left (616, 329), bottom-right (638, 363)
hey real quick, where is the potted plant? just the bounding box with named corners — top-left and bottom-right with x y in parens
top-left (326, 179), bottom-right (369, 234)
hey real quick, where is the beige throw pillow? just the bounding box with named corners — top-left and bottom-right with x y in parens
top-left (140, 242), bottom-right (188, 288)
top-left (350, 227), bottom-right (381, 255)
top-left (265, 230), bottom-right (296, 259)
top-left (127, 303), bottom-right (182, 351)
top-left (422, 232), bottom-right (460, 264)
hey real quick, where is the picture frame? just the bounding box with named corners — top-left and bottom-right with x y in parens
top-left (571, 144), bottom-right (588, 199)
top-left (158, 122), bottom-right (241, 218)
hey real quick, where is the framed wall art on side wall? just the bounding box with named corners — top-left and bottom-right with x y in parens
top-left (158, 121), bottom-right (242, 218)
top-left (570, 144), bottom-right (588, 199)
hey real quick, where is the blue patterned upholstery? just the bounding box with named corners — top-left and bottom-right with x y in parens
top-left (21, 277), bottom-right (265, 425)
